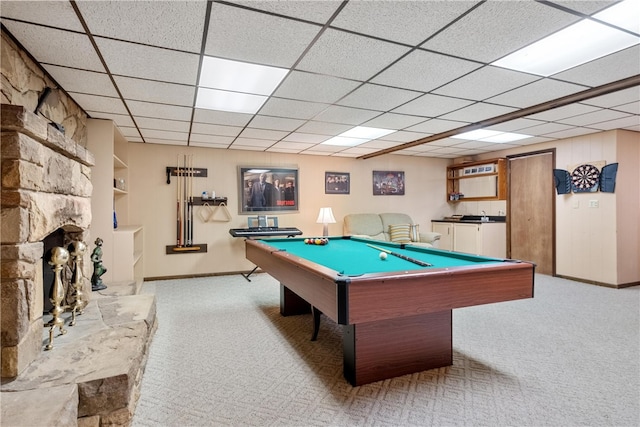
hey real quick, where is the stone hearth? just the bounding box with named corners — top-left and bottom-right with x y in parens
top-left (1, 105), bottom-right (157, 426)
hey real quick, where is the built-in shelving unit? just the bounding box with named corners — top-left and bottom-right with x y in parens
top-left (447, 158), bottom-right (507, 202)
top-left (87, 119), bottom-right (143, 286)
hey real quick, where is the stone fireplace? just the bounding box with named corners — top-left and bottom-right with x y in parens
top-left (1, 105), bottom-right (157, 426)
top-left (1, 104), bottom-right (94, 377)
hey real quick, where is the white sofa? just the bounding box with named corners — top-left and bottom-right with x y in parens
top-left (343, 213), bottom-right (441, 248)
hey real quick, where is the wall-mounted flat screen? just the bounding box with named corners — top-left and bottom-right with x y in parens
top-left (239, 166), bottom-right (299, 214)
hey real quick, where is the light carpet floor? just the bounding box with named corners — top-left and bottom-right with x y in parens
top-left (132, 273), bottom-right (639, 426)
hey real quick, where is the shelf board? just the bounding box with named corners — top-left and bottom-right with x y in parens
top-left (113, 154), bottom-right (127, 169)
top-left (114, 188), bottom-right (128, 196)
top-left (449, 172), bottom-right (499, 180)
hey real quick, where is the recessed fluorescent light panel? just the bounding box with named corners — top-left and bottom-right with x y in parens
top-left (196, 56), bottom-right (288, 114)
top-left (452, 129), bottom-right (531, 143)
top-left (492, 0), bottom-right (640, 76)
top-left (322, 126), bottom-right (396, 146)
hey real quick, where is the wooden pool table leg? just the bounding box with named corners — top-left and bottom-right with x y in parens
top-left (280, 284), bottom-right (311, 316)
top-left (342, 310), bottom-right (453, 386)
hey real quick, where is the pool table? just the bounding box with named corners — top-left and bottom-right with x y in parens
top-left (245, 236), bottom-right (535, 386)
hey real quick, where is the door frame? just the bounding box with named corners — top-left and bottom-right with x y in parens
top-left (507, 149), bottom-right (556, 276)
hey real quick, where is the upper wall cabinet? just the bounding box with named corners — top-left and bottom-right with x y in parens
top-left (447, 158), bottom-right (507, 202)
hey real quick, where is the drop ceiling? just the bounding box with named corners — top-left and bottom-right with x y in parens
top-left (1, 0), bottom-right (639, 159)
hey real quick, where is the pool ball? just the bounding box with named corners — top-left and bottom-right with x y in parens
top-left (379, 252), bottom-right (387, 260)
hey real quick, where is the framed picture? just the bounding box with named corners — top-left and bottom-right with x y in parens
top-left (239, 166), bottom-right (299, 214)
top-left (325, 171), bottom-right (350, 194)
top-left (373, 170), bottom-right (405, 195)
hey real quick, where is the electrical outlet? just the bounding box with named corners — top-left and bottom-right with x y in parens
top-left (572, 200), bottom-right (580, 209)
top-left (589, 200), bottom-right (599, 208)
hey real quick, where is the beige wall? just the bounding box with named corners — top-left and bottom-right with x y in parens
top-left (126, 143), bottom-right (451, 278)
top-left (470, 129), bottom-right (640, 286)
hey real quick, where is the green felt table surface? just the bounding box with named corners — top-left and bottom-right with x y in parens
top-left (260, 236), bottom-right (502, 276)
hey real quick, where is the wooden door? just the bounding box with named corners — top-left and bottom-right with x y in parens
top-left (508, 152), bottom-right (555, 275)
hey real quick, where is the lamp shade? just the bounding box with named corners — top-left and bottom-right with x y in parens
top-left (316, 207), bottom-right (336, 224)
top-left (316, 207), bottom-right (336, 236)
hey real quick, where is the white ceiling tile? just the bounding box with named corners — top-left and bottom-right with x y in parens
top-left (127, 100), bottom-right (193, 121)
top-left (295, 121), bottom-right (351, 136)
top-left (191, 123), bottom-right (243, 137)
top-left (450, 140), bottom-right (501, 150)
top-left (113, 76), bottom-right (195, 106)
top-left (361, 113), bottom-right (426, 130)
top-left (190, 141), bottom-right (230, 149)
top-left (517, 122), bottom-right (576, 136)
top-left (260, 98), bottom-right (329, 120)
top-left (487, 79), bottom-right (588, 109)
top-left (43, 65), bottom-right (117, 97)
top-left (204, 3), bottom-right (321, 68)
top-left (270, 141), bottom-right (316, 150)
top-left (248, 116), bottom-right (305, 132)
top-left (358, 140), bottom-right (404, 150)
top-left (557, 109), bottom-right (631, 127)
top-left (238, 128), bottom-right (289, 140)
top-left (189, 134), bottom-right (234, 145)
top-left (229, 145), bottom-right (267, 151)
top-left (118, 127), bottom-right (141, 139)
top-left (552, 1), bottom-right (615, 15)
top-left (333, 1), bottom-right (478, 46)
top-left (69, 93), bottom-right (127, 115)
top-left (372, 50), bottom-right (482, 92)
top-left (193, 109), bottom-right (252, 127)
top-left (231, 138), bottom-right (275, 148)
top-left (233, 1), bottom-right (341, 24)
top-left (379, 131), bottom-right (431, 143)
top-left (526, 104), bottom-right (603, 122)
top-left (405, 118), bottom-right (468, 134)
top-left (552, 45), bottom-right (640, 87)
top-left (581, 87), bottom-right (640, 108)
top-left (439, 103), bottom-right (517, 123)
top-left (296, 28), bottom-right (411, 81)
top-left (1, 1), bottom-right (84, 31)
top-left (312, 105), bottom-right (381, 125)
top-left (85, 112), bottom-right (134, 128)
top-left (433, 66), bottom-right (540, 101)
top-left (485, 118), bottom-right (545, 132)
top-left (274, 71), bottom-right (361, 104)
top-left (336, 83), bottom-right (422, 111)
top-left (140, 129), bottom-right (188, 142)
top-left (622, 124), bottom-right (640, 132)
top-left (145, 138), bottom-right (188, 146)
top-left (302, 144), bottom-right (345, 153)
top-left (283, 133), bottom-right (330, 144)
top-left (267, 147), bottom-right (304, 154)
top-left (542, 127), bottom-right (602, 139)
top-left (136, 117), bottom-right (190, 133)
top-left (393, 94), bottom-right (475, 117)
top-left (422, 1), bottom-right (581, 63)
top-left (612, 102), bottom-right (640, 115)
top-left (334, 146), bottom-right (378, 156)
top-left (2, 21), bottom-right (104, 71)
top-left (95, 37), bottom-right (200, 85)
top-left (589, 115), bottom-right (640, 130)
top-left (76, 1), bottom-right (207, 52)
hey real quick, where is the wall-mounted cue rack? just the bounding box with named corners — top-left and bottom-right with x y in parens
top-left (165, 155), bottom-right (209, 255)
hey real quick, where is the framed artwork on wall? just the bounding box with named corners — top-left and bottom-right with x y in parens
top-left (373, 170), bottom-right (405, 195)
top-left (325, 171), bottom-right (350, 194)
top-left (238, 166), bottom-right (299, 214)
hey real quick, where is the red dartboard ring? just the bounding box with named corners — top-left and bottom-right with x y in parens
top-left (571, 164), bottom-right (600, 190)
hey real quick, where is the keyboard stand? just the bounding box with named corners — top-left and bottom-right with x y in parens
top-left (242, 265), bottom-right (260, 282)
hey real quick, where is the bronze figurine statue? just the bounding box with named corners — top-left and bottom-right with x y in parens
top-left (91, 237), bottom-right (108, 291)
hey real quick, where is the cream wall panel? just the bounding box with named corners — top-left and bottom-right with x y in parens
top-left (468, 129), bottom-right (639, 286)
top-left (125, 143), bottom-right (450, 278)
top-left (616, 132), bottom-right (640, 284)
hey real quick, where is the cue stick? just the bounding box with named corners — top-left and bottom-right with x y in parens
top-left (176, 154), bottom-right (182, 247)
top-left (188, 154), bottom-right (194, 246)
top-left (366, 243), bottom-right (433, 267)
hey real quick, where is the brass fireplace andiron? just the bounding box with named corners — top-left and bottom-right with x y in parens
top-left (68, 241), bottom-right (88, 326)
top-left (45, 246), bottom-right (69, 350)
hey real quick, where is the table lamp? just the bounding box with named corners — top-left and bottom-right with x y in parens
top-left (316, 207), bottom-right (336, 236)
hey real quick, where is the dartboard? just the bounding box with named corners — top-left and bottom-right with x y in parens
top-left (571, 164), bottom-right (600, 190)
